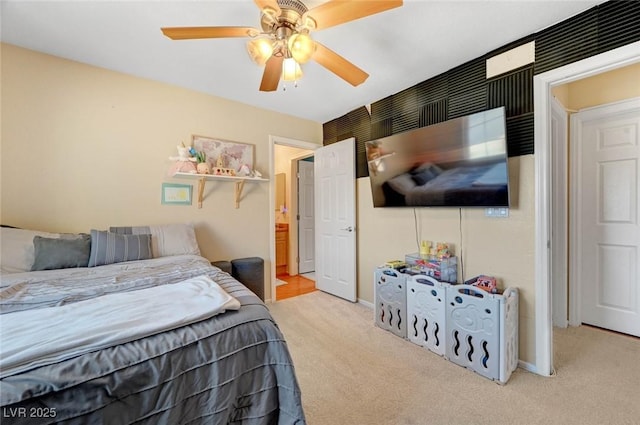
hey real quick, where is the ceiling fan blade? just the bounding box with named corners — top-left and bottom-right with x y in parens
top-left (161, 27), bottom-right (256, 40)
top-left (307, 0), bottom-right (403, 30)
top-left (254, 0), bottom-right (281, 15)
top-left (260, 55), bottom-right (284, 92)
top-left (312, 42), bottom-right (369, 87)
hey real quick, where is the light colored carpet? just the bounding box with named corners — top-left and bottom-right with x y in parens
top-left (268, 291), bottom-right (640, 425)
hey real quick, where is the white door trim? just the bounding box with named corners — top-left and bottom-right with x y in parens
top-left (569, 97), bottom-right (640, 327)
top-left (269, 135), bottom-right (320, 302)
top-left (295, 155), bottom-right (316, 275)
top-left (551, 96), bottom-right (569, 328)
top-left (533, 40), bottom-right (640, 376)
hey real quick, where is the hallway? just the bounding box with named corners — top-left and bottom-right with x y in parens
top-left (276, 274), bottom-right (316, 300)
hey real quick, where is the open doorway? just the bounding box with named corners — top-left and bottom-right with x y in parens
top-left (271, 137), bottom-right (318, 301)
top-left (534, 40), bottom-right (640, 376)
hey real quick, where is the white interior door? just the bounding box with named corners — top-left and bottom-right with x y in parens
top-left (573, 98), bottom-right (640, 337)
top-left (298, 159), bottom-right (315, 274)
top-left (314, 138), bottom-right (357, 302)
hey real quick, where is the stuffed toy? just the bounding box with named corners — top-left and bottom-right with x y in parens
top-left (168, 145), bottom-right (197, 176)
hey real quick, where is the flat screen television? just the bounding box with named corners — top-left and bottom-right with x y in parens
top-left (365, 107), bottom-right (510, 208)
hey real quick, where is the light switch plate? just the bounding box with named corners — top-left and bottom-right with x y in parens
top-left (485, 207), bottom-right (509, 218)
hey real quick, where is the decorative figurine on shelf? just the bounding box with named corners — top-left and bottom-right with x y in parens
top-left (168, 144), bottom-right (197, 176)
top-left (216, 155), bottom-right (225, 169)
top-left (237, 164), bottom-right (251, 177)
top-left (212, 153), bottom-right (237, 176)
top-left (195, 151), bottom-right (210, 174)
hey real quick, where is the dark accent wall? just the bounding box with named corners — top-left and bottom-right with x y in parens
top-left (322, 0), bottom-right (640, 178)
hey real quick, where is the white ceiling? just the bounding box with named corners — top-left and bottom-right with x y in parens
top-left (1, 0), bottom-right (607, 123)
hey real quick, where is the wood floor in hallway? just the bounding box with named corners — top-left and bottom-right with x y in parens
top-left (276, 274), bottom-right (317, 300)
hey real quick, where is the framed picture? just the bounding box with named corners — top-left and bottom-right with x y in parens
top-left (161, 183), bottom-right (192, 205)
top-left (192, 135), bottom-right (254, 173)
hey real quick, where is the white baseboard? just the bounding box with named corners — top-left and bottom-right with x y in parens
top-left (357, 298), bottom-right (374, 309)
top-left (518, 359), bottom-right (538, 375)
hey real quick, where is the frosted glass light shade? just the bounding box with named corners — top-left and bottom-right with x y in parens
top-left (288, 33), bottom-right (315, 64)
top-left (247, 38), bottom-right (274, 65)
top-left (282, 58), bottom-right (303, 81)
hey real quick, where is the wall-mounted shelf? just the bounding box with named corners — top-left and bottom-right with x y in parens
top-left (173, 172), bottom-right (268, 209)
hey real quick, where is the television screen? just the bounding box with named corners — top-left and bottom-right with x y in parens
top-left (365, 107), bottom-right (510, 208)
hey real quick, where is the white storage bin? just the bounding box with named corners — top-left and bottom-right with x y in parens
top-left (374, 268), bottom-right (407, 339)
top-left (445, 284), bottom-right (518, 384)
top-left (406, 274), bottom-right (448, 356)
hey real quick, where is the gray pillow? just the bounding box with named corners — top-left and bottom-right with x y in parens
top-left (88, 230), bottom-right (152, 267)
top-left (31, 234), bottom-right (91, 271)
top-left (410, 163), bottom-right (443, 185)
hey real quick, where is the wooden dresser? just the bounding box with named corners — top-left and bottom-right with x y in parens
top-left (275, 223), bottom-right (288, 275)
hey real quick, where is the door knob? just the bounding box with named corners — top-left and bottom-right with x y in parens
top-left (340, 226), bottom-right (354, 232)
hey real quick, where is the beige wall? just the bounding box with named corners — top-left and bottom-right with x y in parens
top-left (357, 155), bottom-right (536, 364)
top-left (552, 62), bottom-right (640, 109)
top-left (0, 44), bottom-right (322, 301)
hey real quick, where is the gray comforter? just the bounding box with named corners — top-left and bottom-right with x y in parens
top-left (0, 255), bottom-right (305, 425)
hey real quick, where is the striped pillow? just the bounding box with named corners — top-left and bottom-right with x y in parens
top-left (88, 230), bottom-right (152, 267)
top-left (109, 223), bottom-right (200, 258)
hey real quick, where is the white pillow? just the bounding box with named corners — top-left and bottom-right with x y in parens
top-left (149, 223), bottom-right (200, 258)
top-left (0, 227), bottom-right (62, 273)
top-left (386, 173), bottom-right (417, 195)
top-left (108, 223), bottom-right (200, 258)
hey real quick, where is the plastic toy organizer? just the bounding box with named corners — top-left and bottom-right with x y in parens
top-left (405, 253), bottom-right (457, 283)
top-left (445, 284), bottom-right (519, 384)
top-left (374, 268), bottom-right (407, 338)
top-left (374, 268), bottom-right (519, 384)
top-left (406, 274), bottom-right (447, 356)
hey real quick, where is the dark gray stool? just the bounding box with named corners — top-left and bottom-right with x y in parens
top-left (211, 260), bottom-right (232, 274)
top-left (231, 257), bottom-right (264, 301)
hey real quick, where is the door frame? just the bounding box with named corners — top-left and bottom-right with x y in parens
top-left (269, 135), bottom-right (320, 302)
top-left (550, 96), bottom-right (569, 329)
top-left (293, 153), bottom-right (315, 275)
top-left (533, 40), bottom-right (640, 377)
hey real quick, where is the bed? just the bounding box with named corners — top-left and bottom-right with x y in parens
top-left (0, 225), bottom-right (305, 425)
top-left (381, 161), bottom-right (509, 207)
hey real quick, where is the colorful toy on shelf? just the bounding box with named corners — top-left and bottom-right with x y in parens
top-left (385, 260), bottom-right (407, 270)
top-left (168, 143), bottom-right (197, 176)
top-left (435, 242), bottom-right (453, 259)
top-left (419, 240), bottom-right (431, 256)
top-left (465, 275), bottom-right (498, 293)
top-left (211, 153), bottom-right (237, 176)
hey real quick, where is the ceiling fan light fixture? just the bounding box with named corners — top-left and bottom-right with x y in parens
top-left (282, 57), bottom-right (303, 82)
top-left (247, 38), bottom-right (274, 65)
top-left (301, 15), bottom-right (317, 31)
top-left (288, 33), bottom-right (315, 64)
top-left (261, 6), bottom-right (279, 25)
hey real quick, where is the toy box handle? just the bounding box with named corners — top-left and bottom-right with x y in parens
top-left (455, 284), bottom-right (486, 299)
top-left (413, 275), bottom-right (439, 286)
top-left (382, 268), bottom-right (399, 277)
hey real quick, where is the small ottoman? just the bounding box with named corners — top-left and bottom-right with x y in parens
top-left (211, 260), bottom-right (232, 274)
top-left (231, 257), bottom-right (265, 301)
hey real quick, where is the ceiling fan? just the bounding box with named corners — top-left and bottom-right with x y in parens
top-left (161, 0), bottom-right (403, 92)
